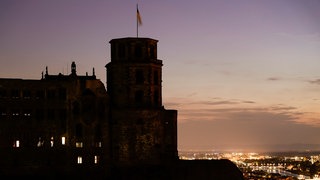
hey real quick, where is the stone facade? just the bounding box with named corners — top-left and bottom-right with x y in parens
top-left (106, 38), bottom-right (178, 166)
top-left (0, 63), bottom-right (110, 177)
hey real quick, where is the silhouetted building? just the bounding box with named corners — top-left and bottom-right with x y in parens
top-left (0, 37), bottom-right (244, 179)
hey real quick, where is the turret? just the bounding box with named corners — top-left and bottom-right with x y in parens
top-left (106, 37), bottom-right (162, 109)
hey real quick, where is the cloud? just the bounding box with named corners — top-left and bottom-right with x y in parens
top-left (277, 32), bottom-right (320, 44)
top-left (267, 77), bottom-right (281, 81)
top-left (165, 97), bottom-right (320, 152)
top-left (164, 97), bottom-right (320, 128)
top-left (181, 98), bottom-right (256, 106)
top-left (309, 79), bottom-right (320, 85)
top-left (242, 100), bottom-right (255, 104)
top-left (190, 100), bottom-right (239, 106)
top-left (177, 105), bottom-right (300, 123)
top-left (176, 100), bottom-right (320, 152)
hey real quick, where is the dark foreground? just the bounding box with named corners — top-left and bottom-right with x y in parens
top-left (0, 159), bottom-right (244, 180)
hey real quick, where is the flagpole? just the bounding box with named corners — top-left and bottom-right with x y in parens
top-left (136, 4), bottom-right (138, 38)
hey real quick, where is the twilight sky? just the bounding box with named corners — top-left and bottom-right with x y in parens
top-left (1, 0), bottom-right (320, 152)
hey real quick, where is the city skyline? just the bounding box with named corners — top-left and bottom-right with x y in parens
top-left (1, 0), bottom-right (320, 152)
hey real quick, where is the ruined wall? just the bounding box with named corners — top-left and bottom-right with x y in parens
top-left (110, 108), bottom-right (177, 166)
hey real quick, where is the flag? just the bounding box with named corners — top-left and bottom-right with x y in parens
top-left (137, 7), bottom-right (142, 26)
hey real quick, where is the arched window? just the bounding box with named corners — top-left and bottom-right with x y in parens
top-left (134, 44), bottom-right (142, 58)
top-left (154, 90), bottom-right (159, 105)
top-left (118, 43), bottom-right (125, 58)
top-left (154, 70), bottom-right (159, 85)
top-left (149, 45), bottom-right (155, 59)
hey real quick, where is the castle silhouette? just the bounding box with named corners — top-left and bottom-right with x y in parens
top-left (0, 37), bottom-right (244, 179)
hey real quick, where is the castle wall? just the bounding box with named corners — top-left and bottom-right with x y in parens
top-left (0, 75), bottom-right (110, 175)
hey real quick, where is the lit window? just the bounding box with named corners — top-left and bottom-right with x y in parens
top-left (61, 136), bottom-right (66, 145)
top-left (24, 113), bottom-right (31, 116)
top-left (76, 142), bottom-right (83, 148)
top-left (50, 136), bottom-right (54, 147)
top-left (94, 155), bottom-right (99, 164)
top-left (95, 142), bottom-right (102, 147)
top-left (37, 137), bottom-right (44, 147)
top-left (13, 140), bottom-right (20, 147)
top-left (77, 156), bottom-right (82, 164)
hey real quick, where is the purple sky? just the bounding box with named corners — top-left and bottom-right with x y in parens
top-left (1, 0), bottom-right (320, 152)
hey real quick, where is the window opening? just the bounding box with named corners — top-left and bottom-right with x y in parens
top-left (77, 156), bottom-right (82, 164)
top-left (37, 137), bottom-right (44, 147)
top-left (11, 89), bottom-right (20, 99)
top-left (13, 140), bottom-right (20, 147)
top-left (154, 90), bottom-right (159, 105)
top-left (50, 136), bottom-right (54, 147)
top-left (12, 110), bottom-right (20, 116)
top-left (118, 43), bottom-right (125, 58)
top-left (76, 142), bottom-right (83, 148)
top-left (94, 155), bottom-right (99, 164)
top-left (154, 71), bottom-right (159, 85)
top-left (61, 136), bottom-right (66, 145)
top-left (135, 44), bottom-right (142, 57)
top-left (23, 110), bottom-right (31, 117)
top-left (95, 142), bottom-right (102, 148)
top-left (150, 45), bottom-right (155, 59)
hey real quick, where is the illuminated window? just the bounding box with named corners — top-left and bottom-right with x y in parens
top-left (37, 137), bottom-right (44, 147)
top-left (76, 142), bottom-right (83, 148)
top-left (13, 140), bottom-right (20, 147)
top-left (12, 110), bottom-right (20, 116)
top-left (50, 136), bottom-right (54, 147)
top-left (61, 136), bottom-right (66, 145)
top-left (24, 112), bottom-right (31, 116)
top-left (95, 142), bottom-right (102, 148)
top-left (0, 108), bottom-right (6, 117)
top-left (23, 109), bottom-right (32, 118)
top-left (94, 155), bottom-right (99, 164)
top-left (77, 156), bottom-right (82, 164)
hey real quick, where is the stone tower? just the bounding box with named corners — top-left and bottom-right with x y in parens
top-left (106, 37), bottom-right (178, 166)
